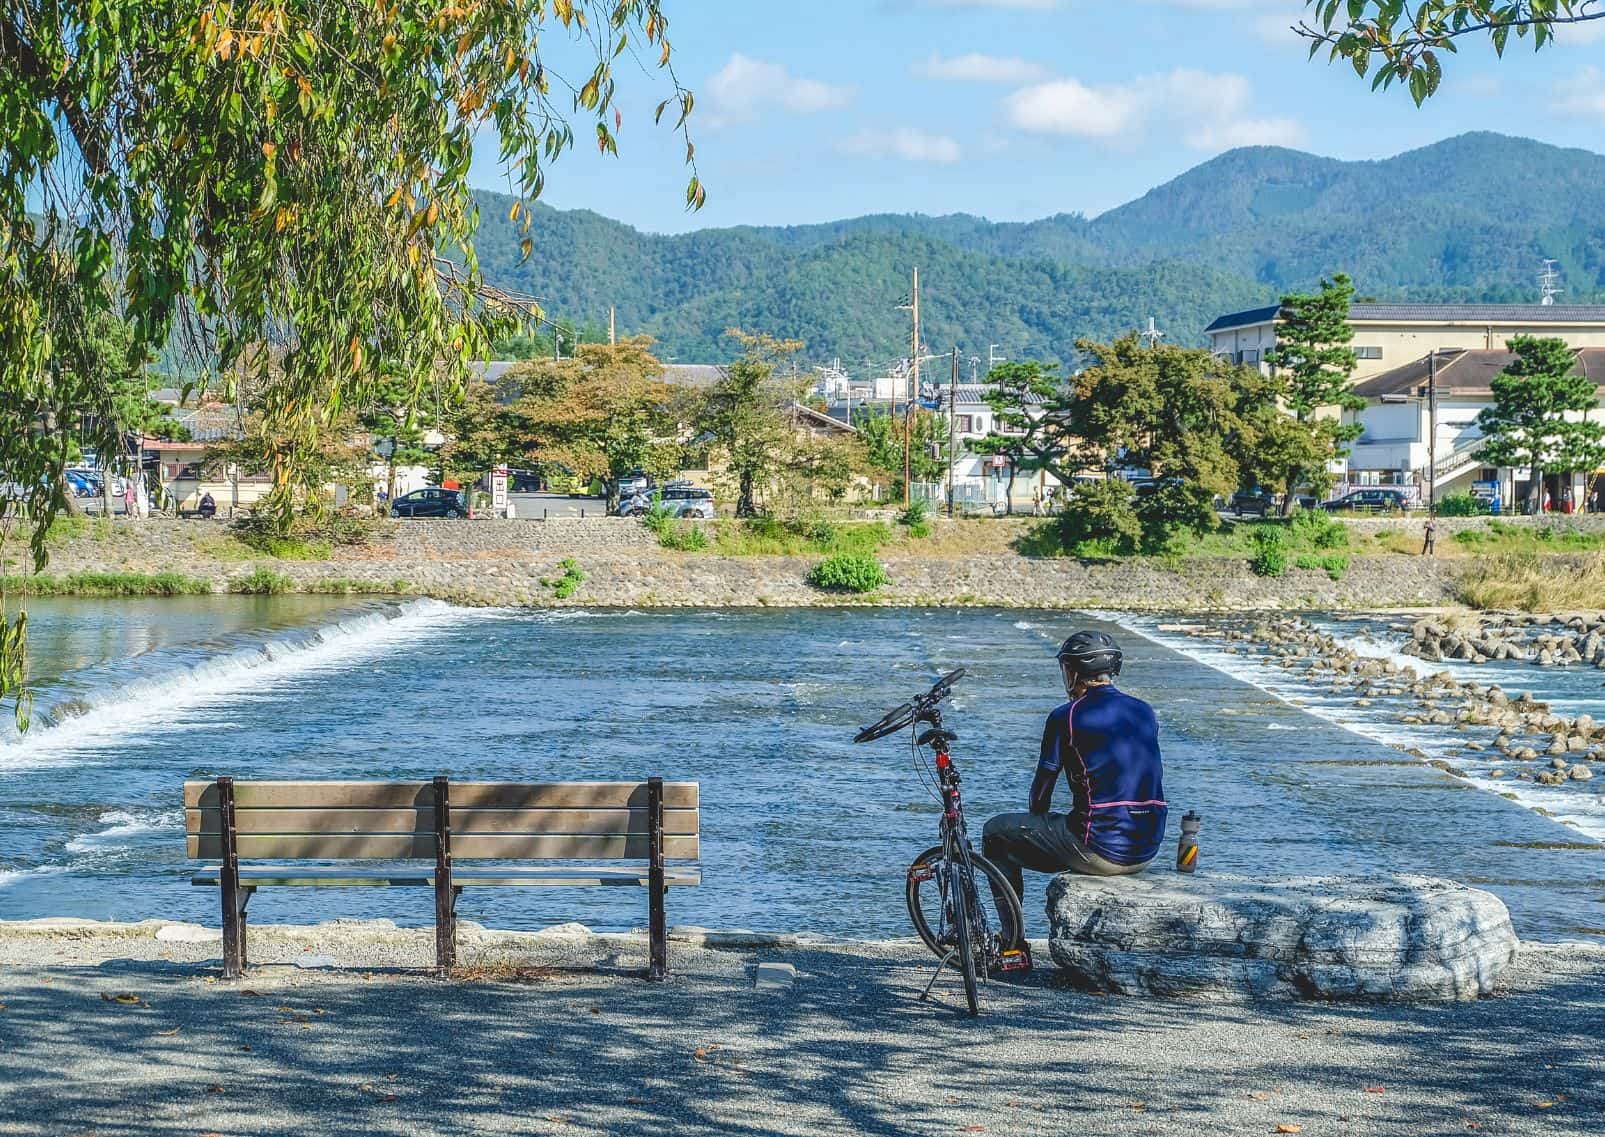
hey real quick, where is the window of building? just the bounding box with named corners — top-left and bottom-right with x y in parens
top-left (1238, 349), bottom-right (1260, 364)
top-left (1354, 346), bottom-right (1383, 360)
top-left (954, 414), bottom-right (973, 433)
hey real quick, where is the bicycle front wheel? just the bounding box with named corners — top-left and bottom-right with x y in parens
top-left (905, 846), bottom-right (1025, 973)
top-left (949, 863), bottom-right (980, 1016)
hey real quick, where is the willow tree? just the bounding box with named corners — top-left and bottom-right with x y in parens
top-left (0, 1), bottom-right (699, 726)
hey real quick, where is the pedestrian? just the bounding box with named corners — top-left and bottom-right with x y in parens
top-left (122, 476), bottom-right (134, 516)
top-left (1563, 488), bottom-right (1574, 515)
top-left (1031, 485), bottom-right (1044, 516)
top-left (1491, 488), bottom-right (1501, 516)
top-left (1543, 490), bottom-right (1553, 513)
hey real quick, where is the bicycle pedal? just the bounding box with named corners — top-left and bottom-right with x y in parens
top-left (998, 946), bottom-right (1033, 973)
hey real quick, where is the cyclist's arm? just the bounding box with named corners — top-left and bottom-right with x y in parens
top-left (1029, 711), bottom-right (1061, 815)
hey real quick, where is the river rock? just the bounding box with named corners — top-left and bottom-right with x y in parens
top-left (1046, 872), bottom-right (1517, 1002)
top-left (1570, 764), bottom-right (1594, 781)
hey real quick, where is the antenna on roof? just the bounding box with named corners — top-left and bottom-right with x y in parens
top-left (1539, 259), bottom-right (1562, 306)
top-left (1141, 316), bottom-right (1165, 349)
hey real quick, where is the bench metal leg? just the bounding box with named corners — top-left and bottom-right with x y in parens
top-left (433, 776), bottom-right (456, 973)
top-left (218, 776), bottom-right (247, 980)
top-left (648, 776), bottom-right (667, 981)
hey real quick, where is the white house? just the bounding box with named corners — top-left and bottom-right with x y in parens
top-left (1345, 347), bottom-right (1605, 510)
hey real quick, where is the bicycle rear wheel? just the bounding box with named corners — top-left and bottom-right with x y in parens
top-left (905, 846), bottom-right (1025, 974)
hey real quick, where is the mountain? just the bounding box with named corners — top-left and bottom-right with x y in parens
top-left (472, 132), bottom-right (1605, 364)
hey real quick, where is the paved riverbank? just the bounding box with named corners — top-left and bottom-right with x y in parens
top-left (0, 920), bottom-right (1599, 1136)
top-left (9, 516), bottom-right (1483, 610)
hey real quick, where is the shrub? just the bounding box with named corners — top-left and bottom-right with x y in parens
top-left (1290, 509), bottom-right (1350, 550)
top-left (1249, 527), bottom-right (1287, 577)
top-left (1436, 492), bottom-right (1488, 517)
top-left (541, 558), bottom-right (585, 599)
top-left (1135, 481), bottom-right (1219, 551)
top-left (230, 567), bottom-right (293, 595)
top-left (1294, 553), bottom-right (1349, 581)
top-left (658, 522), bottom-right (709, 552)
top-left (806, 552), bottom-right (890, 593)
top-left (898, 499), bottom-right (933, 539)
top-left (1058, 479), bottom-right (1142, 556)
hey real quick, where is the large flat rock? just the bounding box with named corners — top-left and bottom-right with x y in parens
top-left (1047, 872), bottom-right (1518, 1001)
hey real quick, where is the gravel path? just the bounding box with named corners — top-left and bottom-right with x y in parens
top-left (0, 921), bottom-right (1600, 1136)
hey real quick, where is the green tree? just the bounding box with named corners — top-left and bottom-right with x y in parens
top-left (0, 1), bottom-right (698, 723)
top-left (1065, 336), bottom-right (1257, 543)
top-left (360, 368), bottom-right (439, 507)
top-left (506, 338), bottom-right (681, 513)
top-left (857, 407), bottom-right (951, 501)
top-left (971, 361), bottom-right (1063, 514)
top-left (1263, 274), bottom-right (1363, 513)
top-left (1477, 336), bottom-right (1605, 514)
top-left (1297, 1), bottom-right (1602, 104)
top-left (698, 331), bottom-right (804, 517)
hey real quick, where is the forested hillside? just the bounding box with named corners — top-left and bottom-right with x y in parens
top-left (474, 132), bottom-right (1605, 364)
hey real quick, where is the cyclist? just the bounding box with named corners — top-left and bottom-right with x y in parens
top-left (982, 630), bottom-right (1167, 919)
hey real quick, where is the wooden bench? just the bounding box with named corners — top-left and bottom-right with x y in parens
top-left (184, 776), bottom-right (700, 980)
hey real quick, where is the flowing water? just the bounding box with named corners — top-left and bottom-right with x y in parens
top-left (0, 599), bottom-right (1600, 940)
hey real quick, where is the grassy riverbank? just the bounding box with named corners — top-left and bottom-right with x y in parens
top-left (8, 514), bottom-right (1605, 612)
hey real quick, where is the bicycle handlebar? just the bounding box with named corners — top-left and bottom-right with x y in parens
top-left (852, 668), bottom-right (966, 743)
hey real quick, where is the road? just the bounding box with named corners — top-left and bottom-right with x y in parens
top-left (508, 491), bottom-right (608, 519)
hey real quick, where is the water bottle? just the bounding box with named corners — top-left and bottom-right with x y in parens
top-left (1176, 811), bottom-right (1201, 873)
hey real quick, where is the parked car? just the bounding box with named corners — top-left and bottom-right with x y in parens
top-left (617, 469), bottom-right (653, 498)
top-left (1230, 488), bottom-right (1277, 518)
top-left (619, 483), bottom-right (715, 519)
top-left (1321, 488), bottom-right (1408, 514)
top-left (390, 488), bottom-right (468, 518)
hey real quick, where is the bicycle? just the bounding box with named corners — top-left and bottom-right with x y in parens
top-left (854, 668), bottom-right (1027, 1016)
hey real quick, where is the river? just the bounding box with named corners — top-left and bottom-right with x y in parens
top-left (1, 599), bottom-right (1600, 940)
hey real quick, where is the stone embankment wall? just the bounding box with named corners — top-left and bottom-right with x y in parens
top-left (12, 516), bottom-right (1481, 611)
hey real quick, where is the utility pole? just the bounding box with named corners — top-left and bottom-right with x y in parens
top-left (1423, 349), bottom-right (1439, 555)
top-left (988, 344), bottom-right (1005, 372)
top-left (906, 266), bottom-right (919, 508)
top-left (609, 306), bottom-right (616, 346)
top-left (948, 346), bottom-right (959, 518)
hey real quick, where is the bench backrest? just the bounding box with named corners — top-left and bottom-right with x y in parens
top-left (183, 779), bottom-right (699, 862)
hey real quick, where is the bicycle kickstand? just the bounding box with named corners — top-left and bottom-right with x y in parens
top-left (920, 949), bottom-right (957, 1001)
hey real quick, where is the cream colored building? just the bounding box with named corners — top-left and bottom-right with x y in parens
top-left (1205, 303), bottom-right (1605, 381)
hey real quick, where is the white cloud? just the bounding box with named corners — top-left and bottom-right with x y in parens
top-left (840, 128), bottom-right (963, 164)
top-left (1188, 116), bottom-right (1306, 149)
top-left (703, 54), bottom-right (855, 127)
top-left (1004, 68), bottom-right (1304, 151)
top-left (1554, 66), bottom-right (1605, 116)
top-left (915, 52), bottom-right (1049, 83)
top-left (1553, 18), bottom-right (1605, 45)
top-left (1003, 78), bottom-right (1143, 137)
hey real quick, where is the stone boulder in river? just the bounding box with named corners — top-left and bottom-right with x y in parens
top-left (1046, 872), bottom-right (1517, 1002)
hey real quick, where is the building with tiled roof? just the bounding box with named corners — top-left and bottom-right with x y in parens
top-left (1206, 302), bottom-right (1605, 382)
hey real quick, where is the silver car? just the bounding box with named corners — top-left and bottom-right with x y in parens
top-left (620, 484), bottom-right (715, 519)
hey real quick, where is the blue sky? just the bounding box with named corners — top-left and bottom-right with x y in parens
top-left (470, 1), bottom-right (1605, 233)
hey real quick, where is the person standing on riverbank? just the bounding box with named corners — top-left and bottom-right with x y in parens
top-left (982, 631), bottom-right (1167, 918)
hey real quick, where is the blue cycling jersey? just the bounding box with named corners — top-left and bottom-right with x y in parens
top-left (1030, 684), bottom-right (1167, 865)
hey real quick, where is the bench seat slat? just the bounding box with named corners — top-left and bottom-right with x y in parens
top-left (187, 833), bottom-right (700, 861)
top-left (185, 807), bottom-right (700, 838)
top-left (191, 864), bottom-right (702, 888)
top-left (184, 780), bottom-right (698, 810)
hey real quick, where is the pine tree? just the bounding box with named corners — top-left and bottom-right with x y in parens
top-left (1477, 336), bottom-right (1605, 513)
top-left (1264, 273), bottom-right (1363, 512)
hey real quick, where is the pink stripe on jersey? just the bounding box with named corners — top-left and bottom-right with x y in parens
top-left (1089, 799), bottom-right (1168, 809)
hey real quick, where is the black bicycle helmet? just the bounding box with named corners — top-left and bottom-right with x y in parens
top-left (1056, 629), bottom-right (1122, 680)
